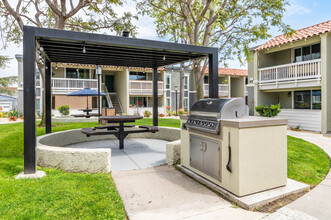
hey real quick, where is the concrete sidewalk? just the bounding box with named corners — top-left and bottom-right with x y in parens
top-left (112, 166), bottom-right (265, 220)
top-left (266, 130), bottom-right (331, 220)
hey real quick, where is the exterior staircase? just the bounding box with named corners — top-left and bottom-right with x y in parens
top-left (109, 93), bottom-right (123, 115)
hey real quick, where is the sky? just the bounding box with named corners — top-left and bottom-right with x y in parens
top-left (0, 0), bottom-right (331, 78)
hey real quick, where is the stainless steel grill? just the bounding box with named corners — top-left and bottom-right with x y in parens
top-left (186, 98), bottom-right (248, 134)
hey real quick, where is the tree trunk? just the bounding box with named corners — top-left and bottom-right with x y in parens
top-left (179, 62), bottom-right (184, 109)
top-left (194, 64), bottom-right (204, 100)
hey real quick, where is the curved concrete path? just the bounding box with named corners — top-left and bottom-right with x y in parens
top-left (265, 130), bottom-right (331, 220)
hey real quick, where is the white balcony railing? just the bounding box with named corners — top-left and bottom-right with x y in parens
top-left (259, 59), bottom-right (321, 85)
top-left (129, 80), bottom-right (164, 95)
top-left (204, 84), bottom-right (229, 97)
top-left (52, 78), bottom-right (98, 92)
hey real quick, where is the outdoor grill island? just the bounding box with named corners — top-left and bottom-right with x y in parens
top-left (180, 98), bottom-right (288, 197)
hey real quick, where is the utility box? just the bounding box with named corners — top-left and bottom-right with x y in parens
top-left (101, 107), bottom-right (116, 124)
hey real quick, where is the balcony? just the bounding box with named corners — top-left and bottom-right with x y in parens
top-left (52, 78), bottom-right (98, 94)
top-left (204, 84), bottom-right (229, 97)
top-left (129, 80), bottom-right (164, 95)
top-left (258, 59), bottom-right (321, 90)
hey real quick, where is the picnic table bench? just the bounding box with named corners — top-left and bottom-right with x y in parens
top-left (81, 115), bottom-right (159, 149)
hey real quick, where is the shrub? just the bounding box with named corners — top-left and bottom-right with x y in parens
top-left (166, 110), bottom-right (172, 116)
top-left (0, 111), bottom-right (3, 118)
top-left (143, 110), bottom-right (152, 118)
top-left (9, 116), bottom-right (17, 121)
top-left (20, 115), bottom-right (24, 120)
top-left (3, 112), bottom-right (9, 118)
top-left (158, 113), bottom-right (165, 117)
top-left (178, 108), bottom-right (184, 115)
top-left (8, 111), bottom-right (22, 118)
top-left (57, 105), bottom-right (70, 116)
top-left (255, 103), bottom-right (281, 117)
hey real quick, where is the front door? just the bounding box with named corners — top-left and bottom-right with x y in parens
top-left (105, 75), bottom-right (115, 92)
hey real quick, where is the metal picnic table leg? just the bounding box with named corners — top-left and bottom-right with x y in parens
top-left (119, 122), bottom-right (125, 149)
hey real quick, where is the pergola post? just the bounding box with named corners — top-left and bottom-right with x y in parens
top-left (45, 60), bottom-right (52, 134)
top-left (153, 67), bottom-right (158, 126)
top-left (23, 26), bottom-right (37, 174)
top-left (209, 51), bottom-right (219, 98)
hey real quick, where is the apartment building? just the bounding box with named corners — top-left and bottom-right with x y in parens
top-left (16, 54), bottom-right (247, 116)
top-left (248, 20), bottom-right (331, 133)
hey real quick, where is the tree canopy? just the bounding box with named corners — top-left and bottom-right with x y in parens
top-left (137, 0), bottom-right (294, 99)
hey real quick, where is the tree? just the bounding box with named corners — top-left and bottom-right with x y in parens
top-left (137, 0), bottom-right (294, 100)
top-left (0, 55), bottom-right (18, 96)
top-left (0, 0), bottom-right (137, 126)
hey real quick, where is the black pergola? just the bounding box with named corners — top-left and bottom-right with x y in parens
top-left (23, 26), bottom-right (219, 174)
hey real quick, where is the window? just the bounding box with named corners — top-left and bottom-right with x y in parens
top-left (294, 43), bottom-right (320, 63)
top-left (66, 68), bottom-right (79, 78)
top-left (184, 98), bottom-right (188, 111)
top-left (79, 69), bottom-right (89, 79)
top-left (312, 90), bottom-right (321, 110)
top-left (294, 91), bottom-right (311, 109)
top-left (129, 72), bottom-right (146, 80)
top-left (36, 99), bottom-right (40, 111)
top-left (312, 44), bottom-right (321, 60)
top-left (129, 97), bottom-right (147, 107)
top-left (294, 48), bottom-right (302, 62)
top-left (166, 75), bottom-right (170, 89)
top-left (184, 76), bottom-right (188, 90)
top-left (166, 98), bottom-right (171, 107)
top-left (204, 76), bottom-right (209, 84)
top-left (302, 46), bottom-right (311, 61)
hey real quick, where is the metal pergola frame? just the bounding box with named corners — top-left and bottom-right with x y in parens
top-left (23, 26), bottom-right (219, 174)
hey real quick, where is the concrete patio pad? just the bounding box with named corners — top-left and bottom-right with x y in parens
top-left (66, 138), bottom-right (168, 171)
top-left (112, 165), bottom-right (265, 220)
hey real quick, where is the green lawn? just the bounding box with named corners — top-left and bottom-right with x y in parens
top-left (287, 135), bottom-right (330, 186)
top-left (0, 118), bottom-right (179, 219)
top-left (0, 118), bottom-right (329, 218)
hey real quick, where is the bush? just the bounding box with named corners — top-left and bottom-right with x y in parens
top-left (9, 116), bottom-right (17, 121)
top-left (143, 110), bottom-right (152, 118)
top-left (8, 111), bottom-right (22, 118)
top-left (255, 103), bottom-right (281, 117)
top-left (158, 113), bottom-right (165, 117)
top-left (166, 110), bottom-right (172, 116)
top-left (0, 111), bottom-right (3, 118)
top-left (178, 108), bottom-right (184, 115)
top-left (57, 105), bottom-right (70, 116)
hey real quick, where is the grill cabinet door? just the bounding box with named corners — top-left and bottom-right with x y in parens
top-left (190, 135), bottom-right (204, 171)
top-left (203, 138), bottom-right (221, 180)
top-left (190, 134), bottom-right (221, 181)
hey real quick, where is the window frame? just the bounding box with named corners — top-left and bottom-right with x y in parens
top-left (293, 43), bottom-right (321, 63)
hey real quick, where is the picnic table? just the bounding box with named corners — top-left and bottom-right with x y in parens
top-left (81, 115), bottom-right (158, 149)
top-left (72, 108), bottom-right (98, 118)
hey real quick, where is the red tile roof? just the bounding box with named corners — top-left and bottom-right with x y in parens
top-left (255, 20), bottom-right (331, 51)
top-left (204, 68), bottom-right (247, 77)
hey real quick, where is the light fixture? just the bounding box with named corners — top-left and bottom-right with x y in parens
top-left (40, 46), bottom-right (44, 52)
top-left (171, 65), bottom-right (174, 72)
top-left (163, 54), bottom-right (166, 61)
top-left (174, 86), bottom-right (178, 91)
top-left (39, 55), bottom-right (42, 59)
top-left (76, 68), bottom-right (79, 72)
top-left (83, 46), bottom-right (86, 53)
top-left (55, 64), bottom-right (58, 70)
top-left (96, 66), bottom-right (102, 75)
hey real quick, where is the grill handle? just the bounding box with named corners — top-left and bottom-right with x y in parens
top-left (226, 132), bottom-right (232, 173)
